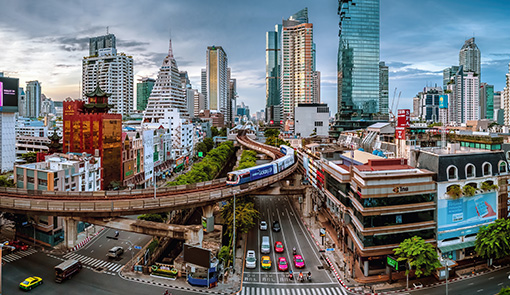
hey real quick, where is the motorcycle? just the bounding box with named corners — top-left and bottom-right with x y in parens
top-left (307, 273), bottom-right (312, 282)
top-left (298, 273), bottom-right (304, 282)
top-left (289, 270), bottom-right (293, 280)
top-left (293, 248), bottom-right (297, 255)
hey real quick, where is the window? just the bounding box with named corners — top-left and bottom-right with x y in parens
top-left (483, 162), bottom-right (492, 176)
top-left (314, 121), bottom-right (323, 127)
top-left (500, 161), bottom-right (508, 174)
top-left (447, 165), bottom-right (458, 180)
top-left (466, 164), bottom-right (475, 178)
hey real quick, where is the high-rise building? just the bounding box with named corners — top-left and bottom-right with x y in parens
top-left (89, 33), bottom-right (116, 56)
top-left (265, 24), bottom-right (282, 125)
top-left (0, 75), bottom-right (18, 172)
top-left (416, 86), bottom-right (442, 122)
top-left (459, 37), bottom-right (481, 79)
top-left (18, 87), bottom-right (26, 117)
top-left (379, 62), bottom-right (389, 114)
top-left (136, 78), bottom-right (155, 111)
top-left (280, 8), bottom-right (317, 132)
top-left (227, 69), bottom-right (237, 126)
top-left (480, 83), bottom-right (494, 120)
top-left (143, 40), bottom-right (189, 123)
top-left (450, 67), bottom-right (480, 124)
top-left (25, 81), bottom-right (41, 118)
top-left (201, 68), bottom-right (208, 110)
top-left (180, 71), bottom-right (192, 89)
top-left (82, 34), bottom-right (133, 117)
top-left (338, 0), bottom-right (380, 115)
top-left (443, 66), bottom-right (459, 89)
top-left (205, 46), bottom-right (228, 122)
top-left (504, 63), bottom-right (510, 125)
top-left (193, 90), bottom-right (205, 117)
top-left (63, 86), bottom-right (122, 189)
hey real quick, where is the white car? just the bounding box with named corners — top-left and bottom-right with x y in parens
top-left (246, 250), bottom-right (256, 269)
top-left (260, 221), bottom-right (268, 230)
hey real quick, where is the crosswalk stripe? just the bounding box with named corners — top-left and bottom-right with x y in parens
top-left (272, 288), bottom-right (276, 295)
top-left (111, 264), bottom-right (122, 272)
top-left (325, 288), bottom-right (333, 295)
top-left (310, 289), bottom-right (318, 295)
top-left (305, 289), bottom-right (312, 295)
top-left (335, 287), bottom-right (345, 295)
top-left (261, 287), bottom-right (265, 295)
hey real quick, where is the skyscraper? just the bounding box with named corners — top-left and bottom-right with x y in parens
top-left (338, 0), bottom-right (380, 115)
top-left (280, 8), bottom-right (318, 131)
top-left (25, 80), bottom-right (41, 118)
top-left (480, 83), bottom-right (494, 120)
top-left (136, 77), bottom-right (155, 111)
top-left (89, 34), bottom-right (116, 56)
top-left (201, 68), bottom-right (208, 110)
top-left (504, 63), bottom-right (510, 125)
top-left (205, 46), bottom-right (228, 122)
top-left (82, 34), bottom-right (133, 117)
top-left (379, 61), bottom-right (389, 114)
top-left (450, 67), bottom-right (479, 124)
top-left (265, 24), bottom-right (282, 125)
top-left (459, 37), bottom-right (481, 78)
top-left (443, 66), bottom-right (459, 89)
top-left (228, 75), bottom-right (237, 126)
top-left (143, 40), bottom-right (189, 123)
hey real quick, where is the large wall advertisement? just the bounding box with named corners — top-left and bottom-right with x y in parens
top-left (143, 130), bottom-right (154, 183)
top-left (437, 191), bottom-right (498, 240)
top-left (0, 77), bottom-right (19, 113)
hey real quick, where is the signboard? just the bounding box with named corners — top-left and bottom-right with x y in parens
top-left (387, 256), bottom-right (398, 271)
top-left (397, 109), bottom-right (410, 128)
top-left (183, 244), bottom-right (211, 268)
top-left (134, 245), bottom-right (142, 250)
top-left (439, 95), bottom-right (448, 109)
top-left (198, 152), bottom-right (203, 158)
top-left (395, 126), bottom-right (406, 140)
top-left (326, 248), bottom-right (335, 251)
top-left (250, 164), bottom-right (274, 181)
top-left (143, 130), bottom-right (154, 182)
top-left (0, 77), bottom-right (19, 113)
top-left (320, 228), bottom-right (326, 237)
top-left (438, 191), bottom-right (498, 240)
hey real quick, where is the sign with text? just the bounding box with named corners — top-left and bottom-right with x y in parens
top-left (395, 127), bottom-right (406, 140)
top-left (0, 77), bottom-right (18, 113)
top-left (397, 109), bottom-right (410, 128)
top-left (387, 256), bottom-right (398, 270)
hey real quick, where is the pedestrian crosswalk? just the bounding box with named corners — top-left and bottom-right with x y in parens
top-left (240, 286), bottom-right (348, 295)
top-left (2, 248), bottom-right (37, 263)
top-left (63, 252), bottom-right (124, 273)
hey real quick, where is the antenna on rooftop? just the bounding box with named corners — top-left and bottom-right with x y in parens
top-left (106, 26), bottom-right (109, 35)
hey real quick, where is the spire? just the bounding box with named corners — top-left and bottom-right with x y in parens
top-left (168, 39), bottom-right (173, 58)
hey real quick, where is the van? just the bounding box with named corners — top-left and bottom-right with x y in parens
top-left (107, 246), bottom-right (124, 258)
top-left (261, 236), bottom-right (270, 254)
top-left (55, 259), bottom-right (82, 283)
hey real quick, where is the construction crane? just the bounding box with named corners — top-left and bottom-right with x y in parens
top-left (388, 88), bottom-right (401, 121)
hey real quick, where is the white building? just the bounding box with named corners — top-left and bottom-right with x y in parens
top-left (194, 90), bottom-right (205, 117)
top-left (185, 88), bottom-right (195, 119)
top-left (294, 103), bottom-right (329, 137)
top-left (25, 81), bottom-right (41, 118)
top-left (450, 69), bottom-right (479, 124)
top-left (82, 47), bottom-right (134, 117)
top-left (504, 63), bottom-right (510, 126)
top-left (0, 113), bottom-right (16, 172)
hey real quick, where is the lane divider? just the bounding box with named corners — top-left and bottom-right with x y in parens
top-left (71, 227), bottom-right (104, 252)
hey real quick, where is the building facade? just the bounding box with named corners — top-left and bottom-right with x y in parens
top-left (379, 61), bottom-right (389, 114)
top-left (25, 81), bottom-right (41, 118)
top-left (459, 37), bottom-right (481, 79)
top-left (294, 103), bottom-right (329, 137)
top-left (266, 24), bottom-right (282, 125)
top-left (338, 0), bottom-right (380, 115)
top-left (480, 83), bottom-right (494, 120)
top-left (82, 35), bottom-right (133, 117)
top-left (194, 90), bottom-right (205, 117)
top-left (136, 77), bottom-right (155, 111)
top-left (205, 46), bottom-right (228, 122)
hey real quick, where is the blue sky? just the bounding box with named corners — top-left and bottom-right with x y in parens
top-left (1, 0), bottom-right (509, 115)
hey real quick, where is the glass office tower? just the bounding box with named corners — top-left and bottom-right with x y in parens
top-left (338, 0), bottom-right (380, 115)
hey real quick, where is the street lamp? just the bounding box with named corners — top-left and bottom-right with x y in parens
top-left (0, 242), bottom-right (16, 295)
top-left (232, 193), bottom-right (236, 273)
top-left (441, 255), bottom-right (449, 295)
top-left (118, 238), bottom-right (135, 261)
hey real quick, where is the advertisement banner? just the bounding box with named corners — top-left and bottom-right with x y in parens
top-left (439, 95), bottom-right (448, 109)
top-left (250, 164), bottom-right (274, 181)
top-left (0, 77), bottom-right (19, 113)
top-left (397, 109), bottom-right (410, 128)
top-left (143, 130), bottom-right (154, 182)
top-left (395, 127), bottom-right (406, 140)
top-left (437, 191), bottom-right (498, 240)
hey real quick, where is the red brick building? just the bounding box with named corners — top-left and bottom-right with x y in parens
top-left (63, 86), bottom-right (122, 189)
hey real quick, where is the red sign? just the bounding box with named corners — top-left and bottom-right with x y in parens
top-left (397, 109), bottom-right (410, 128)
top-left (395, 127), bottom-right (406, 140)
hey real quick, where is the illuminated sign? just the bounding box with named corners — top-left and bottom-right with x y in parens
top-left (0, 77), bottom-right (19, 113)
top-left (387, 256), bottom-right (398, 270)
top-left (439, 95), bottom-right (448, 109)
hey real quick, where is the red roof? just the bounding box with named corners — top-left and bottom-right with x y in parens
top-left (356, 159), bottom-right (414, 171)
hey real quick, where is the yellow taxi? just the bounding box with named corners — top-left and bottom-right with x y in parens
top-left (261, 256), bottom-right (272, 270)
top-left (19, 276), bottom-right (43, 291)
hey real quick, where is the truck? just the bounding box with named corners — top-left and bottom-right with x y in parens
top-left (55, 259), bottom-right (82, 283)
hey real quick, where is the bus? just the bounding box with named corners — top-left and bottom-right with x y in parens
top-left (55, 259), bottom-right (82, 283)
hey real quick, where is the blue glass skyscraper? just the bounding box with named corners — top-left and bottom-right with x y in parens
top-left (338, 0), bottom-right (380, 115)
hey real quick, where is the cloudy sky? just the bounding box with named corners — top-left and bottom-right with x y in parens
top-left (1, 0), bottom-right (510, 115)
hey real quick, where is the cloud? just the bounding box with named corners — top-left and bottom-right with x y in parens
top-left (117, 39), bottom-right (150, 49)
top-left (386, 61), bottom-right (412, 69)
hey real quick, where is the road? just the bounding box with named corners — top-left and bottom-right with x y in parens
top-left (411, 266), bottom-right (510, 295)
top-left (241, 195), bottom-right (349, 295)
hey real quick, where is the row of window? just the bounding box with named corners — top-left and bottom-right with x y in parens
top-left (447, 161), bottom-right (507, 180)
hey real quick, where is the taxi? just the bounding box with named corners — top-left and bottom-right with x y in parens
top-left (277, 257), bottom-right (288, 271)
top-left (274, 241), bottom-right (284, 253)
top-left (19, 276), bottom-right (43, 291)
top-left (261, 256), bottom-right (272, 270)
top-left (293, 254), bottom-right (305, 268)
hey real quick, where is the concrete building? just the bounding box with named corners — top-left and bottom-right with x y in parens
top-left (198, 110), bottom-right (224, 128)
top-left (25, 81), bottom-right (41, 118)
top-left (136, 77), bottom-right (155, 111)
top-left (459, 37), bottom-right (481, 79)
top-left (89, 33), bottom-right (116, 56)
top-left (265, 24), bottom-right (282, 125)
top-left (143, 40), bottom-right (189, 122)
top-left (280, 8), bottom-right (317, 132)
top-left (416, 86), bottom-right (442, 123)
top-left (294, 103), bottom-right (329, 137)
top-left (504, 63), bottom-right (510, 126)
top-left (410, 144), bottom-right (506, 260)
top-left (18, 87), bottom-right (26, 117)
top-left (479, 83), bottom-right (494, 120)
top-left (379, 62), bottom-right (389, 115)
top-left (204, 46), bottom-right (229, 123)
top-left (82, 35), bottom-right (133, 117)
top-left (443, 66), bottom-right (459, 90)
top-left (194, 90), bottom-right (205, 117)
top-left (450, 67), bottom-right (480, 124)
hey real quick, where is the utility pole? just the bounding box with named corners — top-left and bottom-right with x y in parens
top-left (0, 242), bottom-right (16, 295)
top-left (232, 193), bottom-right (236, 273)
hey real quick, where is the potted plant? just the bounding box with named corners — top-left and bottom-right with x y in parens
top-left (446, 185), bottom-right (462, 199)
top-left (462, 185), bottom-right (476, 197)
top-left (481, 181), bottom-right (498, 192)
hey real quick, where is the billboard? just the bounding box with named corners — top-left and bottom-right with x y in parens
top-left (439, 95), bottom-right (448, 109)
top-left (437, 191), bottom-right (498, 240)
top-left (395, 127), bottom-right (406, 140)
top-left (183, 244), bottom-right (211, 268)
top-left (0, 77), bottom-right (19, 113)
top-left (143, 130), bottom-right (154, 182)
top-left (397, 109), bottom-right (410, 127)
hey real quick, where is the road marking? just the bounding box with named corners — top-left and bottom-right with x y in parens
top-left (488, 276), bottom-right (494, 280)
top-left (499, 283), bottom-right (504, 286)
top-left (477, 289), bottom-right (484, 292)
top-left (468, 283), bottom-right (474, 285)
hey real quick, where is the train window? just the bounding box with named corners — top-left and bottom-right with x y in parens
top-left (227, 174), bottom-right (236, 182)
top-left (239, 172), bottom-right (250, 180)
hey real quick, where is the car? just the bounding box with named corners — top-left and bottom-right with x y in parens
top-left (274, 241), bottom-right (284, 253)
top-left (19, 276), bottom-right (43, 291)
top-left (261, 256), bottom-right (272, 270)
top-left (9, 240), bottom-right (28, 251)
top-left (260, 221), bottom-right (268, 230)
top-left (293, 254), bottom-right (305, 268)
top-left (272, 221), bottom-right (281, 232)
top-left (107, 246), bottom-right (124, 258)
top-left (246, 250), bottom-right (256, 269)
top-left (277, 257), bottom-right (288, 271)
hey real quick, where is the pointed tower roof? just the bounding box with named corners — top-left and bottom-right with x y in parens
top-left (289, 7), bottom-right (308, 23)
top-left (168, 39), bottom-right (174, 58)
top-left (85, 84), bottom-right (111, 98)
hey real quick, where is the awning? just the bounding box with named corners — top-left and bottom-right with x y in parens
top-left (438, 240), bottom-right (475, 253)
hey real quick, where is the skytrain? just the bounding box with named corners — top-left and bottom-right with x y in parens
top-left (226, 145), bottom-right (295, 186)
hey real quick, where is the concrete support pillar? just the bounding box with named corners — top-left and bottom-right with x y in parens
top-left (364, 260), bottom-right (369, 277)
top-left (185, 225), bottom-right (204, 247)
top-left (64, 217), bottom-right (78, 250)
top-left (303, 188), bottom-right (313, 218)
top-left (201, 205), bottom-right (215, 233)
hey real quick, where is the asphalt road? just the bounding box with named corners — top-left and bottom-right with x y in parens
top-left (241, 195), bottom-right (349, 295)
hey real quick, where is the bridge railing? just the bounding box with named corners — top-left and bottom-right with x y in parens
top-left (0, 162), bottom-right (297, 216)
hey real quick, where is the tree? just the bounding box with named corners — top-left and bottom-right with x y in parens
top-left (462, 185), bottom-right (476, 197)
top-left (0, 175), bottom-right (15, 187)
top-left (195, 142), bottom-right (208, 156)
top-left (264, 128), bottom-right (279, 138)
top-left (393, 236), bottom-right (441, 287)
top-left (211, 126), bottom-right (220, 137)
top-left (499, 287), bottom-right (510, 295)
top-left (220, 197), bottom-right (259, 246)
top-left (218, 245), bottom-right (233, 266)
top-left (203, 137), bottom-right (214, 151)
top-left (475, 219), bottom-right (510, 264)
top-left (21, 152), bottom-right (37, 163)
top-left (138, 213), bottom-right (166, 223)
